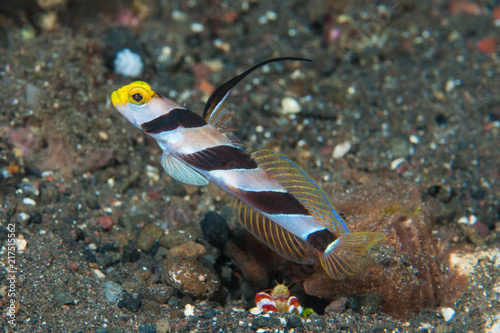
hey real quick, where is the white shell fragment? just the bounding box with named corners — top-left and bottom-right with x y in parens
top-left (16, 238), bottom-right (27, 252)
top-left (441, 307), bottom-right (456, 322)
top-left (1, 167), bottom-right (12, 178)
top-left (265, 11), bottom-right (278, 21)
top-left (249, 307), bottom-right (263, 315)
top-left (457, 215), bottom-right (478, 225)
top-left (18, 212), bottom-right (30, 223)
top-left (332, 141), bottom-right (352, 159)
top-left (93, 269), bottom-right (106, 279)
top-left (390, 157), bottom-right (406, 170)
top-left (114, 48), bottom-right (144, 77)
top-left (409, 135), bottom-right (420, 144)
top-left (22, 198), bottom-right (37, 206)
top-left (281, 97), bottom-right (301, 114)
top-left (190, 22), bottom-right (204, 33)
top-left (184, 304), bottom-right (195, 317)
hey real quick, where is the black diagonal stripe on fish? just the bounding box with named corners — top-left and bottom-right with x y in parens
top-left (141, 108), bottom-right (207, 134)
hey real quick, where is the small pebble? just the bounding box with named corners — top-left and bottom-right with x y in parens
top-left (93, 269), bottom-right (106, 279)
top-left (1, 167), bottom-right (13, 178)
top-left (171, 9), bottom-right (187, 21)
top-left (18, 212), bottom-right (30, 224)
top-left (213, 39), bottom-right (231, 52)
top-left (281, 97), bottom-right (301, 114)
top-left (409, 135), bottom-right (420, 144)
top-left (20, 181), bottom-right (40, 196)
top-left (168, 241), bottom-right (206, 260)
top-left (145, 165), bottom-right (160, 181)
top-left (390, 157), bottom-right (406, 170)
top-left (54, 287), bottom-right (74, 305)
top-left (444, 80), bottom-right (456, 93)
top-left (266, 11), bottom-right (278, 21)
top-left (447, 30), bottom-right (461, 42)
top-left (163, 258), bottom-right (219, 298)
top-left (418, 323), bottom-right (434, 330)
top-left (325, 297), bottom-right (349, 314)
top-left (258, 15), bottom-right (269, 25)
top-left (117, 292), bottom-right (142, 312)
top-left (98, 131), bottom-right (108, 141)
top-left (184, 304), bottom-right (195, 317)
top-left (96, 216), bottom-right (114, 231)
top-left (457, 216), bottom-right (469, 224)
top-left (22, 198), bottom-right (36, 206)
top-left (200, 212), bottom-right (229, 247)
top-left (156, 319), bottom-right (171, 333)
top-left (104, 281), bottom-right (123, 302)
top-left (16, 237), bottom-right (27, 252)
top-left (332, 141), bottom-right (352, 159)
top-left (250, 307), bottom-right (263, 315)
top-left (137, 223), bottom-right (165, 252)
top-left (190, 22), bottom-right (204, 33)
top-left (68, 261), bottom-right (79, 272)
top-left (477, 37), bottom-right (496, 55)
top-left (441, 307), bottom-right (456, 322)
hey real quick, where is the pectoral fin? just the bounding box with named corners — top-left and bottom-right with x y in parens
top-left (161, 151), bottom-right (209, 186)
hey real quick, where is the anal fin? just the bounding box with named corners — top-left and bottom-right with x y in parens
top-left (319, 232), bottom-right (385, 280)
top-left (161, 151), bottom-right (209, 186)
top-left (233, 199), bottom-right (316, 264)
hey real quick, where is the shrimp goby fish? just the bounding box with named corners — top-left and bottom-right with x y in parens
top-left (111, 57), bottom-right (385, 279)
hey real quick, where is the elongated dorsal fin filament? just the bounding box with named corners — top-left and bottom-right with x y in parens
top-left (203, 57), bottom-right (312, 128)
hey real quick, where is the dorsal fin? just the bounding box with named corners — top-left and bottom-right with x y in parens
top-left (202, 57), bottom-right (312, 129)
top-left (251, 149), bottom-right (349, 236)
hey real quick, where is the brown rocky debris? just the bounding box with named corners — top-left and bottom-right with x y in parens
top-left (304, 179), bottom-right (451, 318)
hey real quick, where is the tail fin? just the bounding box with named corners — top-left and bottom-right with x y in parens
top-left (319, 232), bottom-right (385, 280)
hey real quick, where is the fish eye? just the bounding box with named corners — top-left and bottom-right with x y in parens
top-left (128, 86), bottom-right (151, 105)
top-left (132, 93), bottom-right (143, 102)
